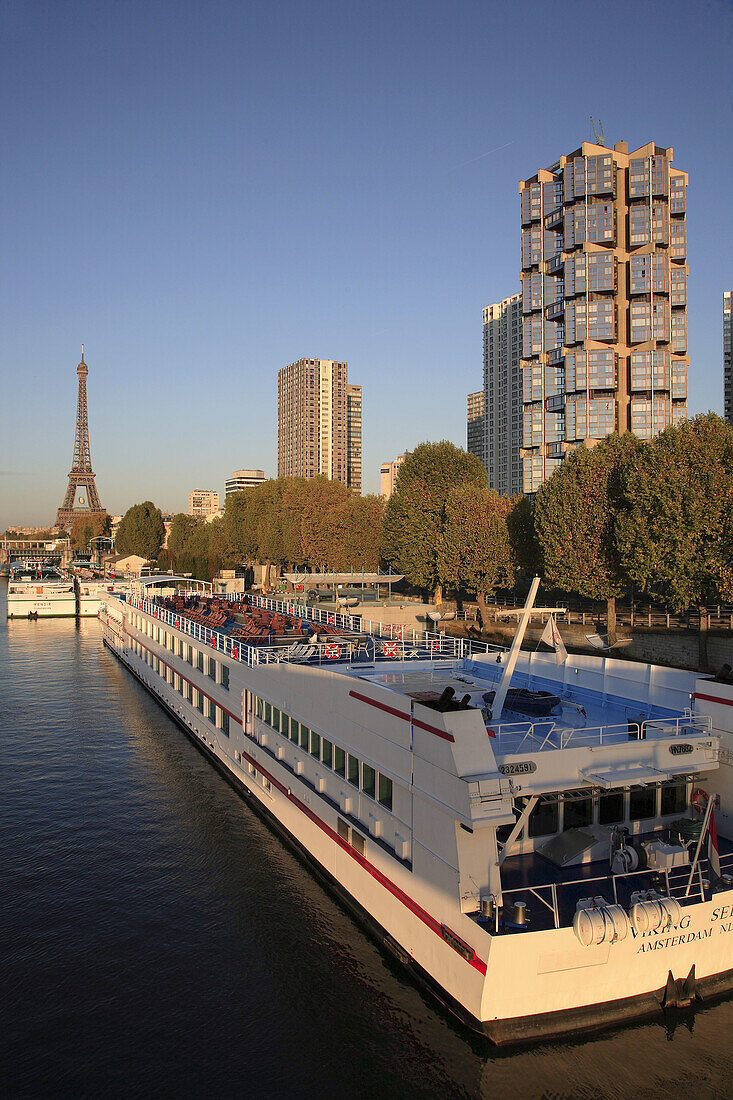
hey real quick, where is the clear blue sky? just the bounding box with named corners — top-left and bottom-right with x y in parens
top-left (1, 0), bottom-right (731, 528)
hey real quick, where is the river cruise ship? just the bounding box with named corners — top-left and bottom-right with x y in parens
top-left (7, 561), bottom-right (77, 618)
top-left (99, 578), bottom-right (733, 1044)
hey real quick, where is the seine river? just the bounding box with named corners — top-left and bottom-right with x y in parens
top-left (3, 585), bottom-right (733, 1099)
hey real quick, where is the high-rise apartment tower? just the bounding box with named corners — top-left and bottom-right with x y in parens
top-left (520, 139), bottom-right (688, 492)
top-left (483, 294), bottom-right (523, 494)
top-left (277, 358), bottom-right (362, 492)
top-left (724, 292), bottom-right (732, 425)
top-left (466, 391), bottom-right (485, 467)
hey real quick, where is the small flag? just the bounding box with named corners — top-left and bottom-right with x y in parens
top-left (708, 806), bottom-right (722, 879)
top-left (540, 614), bottom-right (567, 665)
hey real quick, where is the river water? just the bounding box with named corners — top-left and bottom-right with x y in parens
top-left (2, 587), bottom-right (733, 1099)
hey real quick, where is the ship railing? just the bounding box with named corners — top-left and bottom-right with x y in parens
top-left (235, 592), bottom-right (362, 633)
top-left (498, 857), bottom-right (719, 931)
top-left (254, 632), bottom-right (503, 665)
top-left (219, 591), bottom-right (504, 651)
top-left (125, 595), bottom-right (503, 667)
top-left (127, 595), bottom-right (260, 667)
top-left (489, 714), bottom-right (713, 754)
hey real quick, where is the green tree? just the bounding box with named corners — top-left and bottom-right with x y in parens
top-left (298, 477), bottom-right (354, 571)
top-left (115, 501), bottom-right (166, 560)
top-left (382, 441), bottom-right (488, 600)
top-left (70, 512), bottom-right (110, 554)
top-left (166, 513), bottom-right (216, 579)
top-left (616, 413), bottom-right (733, 669)
top-left (439, 486), bottom-right (516, 623)
top-left (534, 433), bottom-right (641, 638)
top-left (332, 493), bottom-right (385, 572)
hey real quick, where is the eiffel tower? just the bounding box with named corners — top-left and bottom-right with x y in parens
top-left (56, 346), bottom-right (106, 528)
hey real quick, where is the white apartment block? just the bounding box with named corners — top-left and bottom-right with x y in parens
top-left (188, 488), bottom-right (220, 517)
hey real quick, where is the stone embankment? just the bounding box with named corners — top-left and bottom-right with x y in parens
top-left (453, 619), bottom-right (733, 675)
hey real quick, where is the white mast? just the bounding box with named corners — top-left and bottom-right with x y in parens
top-left (490, 575), bottom-right (541, 720)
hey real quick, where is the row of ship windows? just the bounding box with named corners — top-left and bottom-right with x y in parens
top-left (131, 641), bottom-right (231, 734)
top-left (131, 636), bottom-right (391, 860)
top-left (131, 614), bottom-right (230, 690)
top-left (235, 757), bottom-right (368, 866)
top-left (500, 781), bottom-right (688, 843)
top-left (254, 696), bottom-right (394, 812)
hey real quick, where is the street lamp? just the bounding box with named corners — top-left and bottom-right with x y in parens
top-left (89, 535), bottom-right (113, 565)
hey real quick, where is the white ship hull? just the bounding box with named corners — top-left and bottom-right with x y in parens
top-left (77, 580), bottom-right (130, 617)
top-left (100, 593), bottom-right (733, 1042)
top-left (7, 589), bottom-right (77, 617)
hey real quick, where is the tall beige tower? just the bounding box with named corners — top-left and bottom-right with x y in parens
top-left (519, 139), bottom-right (688, 492)
top-left (277, 358), bottom-right (362, 492)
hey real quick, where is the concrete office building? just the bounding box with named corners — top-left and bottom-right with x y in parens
top-left (188, 489), bottom-right (220, 517)
top-left (225, 469), bottom-right (266, 496)
top-left (380, 453), bottom-right (408, 499)
top-left (725, 292), bottom-right (732, 425)
top-left (483, 294), bottom-right (523, 494)
top-left (520, 139), bottom-right (688, 493)
top-left (277, 358), bottom-right (362, 492)
top-left (466, 391), bottom-right (485, 467)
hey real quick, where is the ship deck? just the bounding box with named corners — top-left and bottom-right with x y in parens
top-left (123, 591), bottom-right (701, 755)
top-left (478, 838), bottom-right (733, 936)
top-left (360, 662), bottom-right (700, 755)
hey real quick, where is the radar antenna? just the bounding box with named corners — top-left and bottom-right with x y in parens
top-left (590, 116), bottom-right (606, 146)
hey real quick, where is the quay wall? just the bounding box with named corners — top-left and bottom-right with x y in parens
top-left (471, 620), bottom-right (733, 675)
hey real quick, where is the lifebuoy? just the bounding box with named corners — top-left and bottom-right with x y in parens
top-left (394, 626), bottom-right (403, 640)
top-left (383, 642), bottom-right (398, 658)
top-left (691, 788), bottom-right (708, 815)
top-left (328, 614), bottom-right (336, 626)
top-left (430, 638), bottom-right (440, 652)
top-left (231, 644), bottom-right (239, 660)
top-left (210, 633), bottom-right (217, 648)
top-left (325, 643), bottom-right (341, 660)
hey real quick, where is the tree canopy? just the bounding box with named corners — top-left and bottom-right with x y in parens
top-left (70, 513), bottom-right (110, 554)
top-left (382, 441), bottom-right (488, 597)
top-left (115, 501), bottom-right (165, 560)
top-left (534, 433), bottom-right (641, 634)
top-left (164, 477), bottom-right (385, 584)
top-left (616, 413), bottom-right (733, 610)
top-left (439, 486), bottom-right (519, 620)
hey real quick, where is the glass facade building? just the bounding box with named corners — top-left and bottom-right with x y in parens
top-left (519, 140), bottom-right (688, 493)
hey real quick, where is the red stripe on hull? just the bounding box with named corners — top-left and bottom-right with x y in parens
top-left (109, 617), bottom-right (485, 975)
top-left (348, 689), bottom-right (455, 742)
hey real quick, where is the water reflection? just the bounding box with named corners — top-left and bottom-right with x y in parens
top-left (4, 584), bottom-right (733, 1098)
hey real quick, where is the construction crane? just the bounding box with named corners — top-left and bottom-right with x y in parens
top-left (590, 116), bottom-right (606, 146)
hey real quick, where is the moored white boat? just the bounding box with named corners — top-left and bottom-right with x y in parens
top-left (76, 577), bottom-right (132, 616)
top-left (7, 560), bottom-right (77, 618)
top-left (99, 577), bottom-right (733, 1043)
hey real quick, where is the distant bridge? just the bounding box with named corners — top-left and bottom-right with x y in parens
top-left (0, 538), bottom-right (73, 568)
